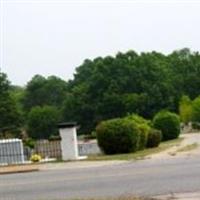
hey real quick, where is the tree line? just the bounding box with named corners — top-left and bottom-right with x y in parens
top-left (1, 48), bottom-right (200, 139)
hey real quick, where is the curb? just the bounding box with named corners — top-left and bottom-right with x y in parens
top-left (0, 166), bottom-right (39, 175)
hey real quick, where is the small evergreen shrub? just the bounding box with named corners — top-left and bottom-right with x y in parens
top-left (191, 122), bottom-right (200, 130)
top-left (146, 129), bottom-right (162, 148)
top-left (153, 111), bottom-right (180, 141)
top-left (96, 118), bottom-right (140, 154)
top-left (125, 114), bottom-right (151, 126)
top-left (137, 123), bottom-right (150, 150)
top-left (125, 114), bottom-right (151, 150)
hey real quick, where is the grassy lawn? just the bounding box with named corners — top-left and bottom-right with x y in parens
top-left (176, 143), bottom-right (199, 153)
top-left (87, 138), bottom-right (183, 161)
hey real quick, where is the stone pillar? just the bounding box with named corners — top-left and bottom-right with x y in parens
top-left (58, 122), bottom-right (79, 160)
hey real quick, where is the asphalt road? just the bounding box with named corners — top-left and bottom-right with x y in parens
top-left (0, 157), bottom-right (200, 200)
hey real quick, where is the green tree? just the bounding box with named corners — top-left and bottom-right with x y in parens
top-left (168, 49), bottom-right (200, 101)
top-left (10, 85), bottom-right (25, 119)
top-left (27, 106), bottom-right (60, 139)
top-left (23, 75), bottom-right (68, 112)
top-left (191, 96), bottom-right (200, 123)
top-left (0, 73), bottom-right (22, 137)
top-left (179, 95), bottom-right (192, 124)
top-left (63, 50), bottom-right (174, 134)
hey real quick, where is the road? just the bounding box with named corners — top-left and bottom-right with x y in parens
top-left (0, 157), bottom-right (200, 200)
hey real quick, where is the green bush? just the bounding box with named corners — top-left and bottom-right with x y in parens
top-left (125, 114), bottom-right (151, 126)
top-left (137, 124), bottom-right (150, 150)
top-left (27, 106), bottom-right (60, 139)
top-left (125, 114), bottom-right (151, 150)
top-left (146, 129), bottom-right (162, 148)
top-left (191, 122), bottom-right (200, 130)
top-left (179, 95), bottom-right (192, 124)
top-left (23, 138), bottom-right (35, 149)
top-left (153, 111), bottom-right (180, 141)
top-left (191, 96), bottom-right (200, 123)
top-left (96, 118), bottom-right (140, 154)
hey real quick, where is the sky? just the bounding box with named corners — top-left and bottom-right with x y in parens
top-left (1, 0), bottom-right (200, 86)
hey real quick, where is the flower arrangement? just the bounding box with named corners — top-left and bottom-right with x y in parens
top-left (30, 154), bottom-right (42, 162)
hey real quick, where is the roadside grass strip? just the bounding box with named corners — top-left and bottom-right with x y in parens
top-left (176, 143), bottom-right (199, 153)
top-left (87, 138), bottom-right (183, 161)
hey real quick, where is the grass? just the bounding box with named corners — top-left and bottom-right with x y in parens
top-left (87, 138), bottom-right (183, 161)
top-left (176, 143), bottom-right (199, 153)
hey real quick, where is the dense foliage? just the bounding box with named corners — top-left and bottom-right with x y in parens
top-left (125, 114), bottom-right (150, 150)
top-left (96, 118), bottom-right (140, 154)
top-left (179, 95), bottom-right (192, 124)
top-left (22, 75), bottom-right (68, 112)
top-left (2, 48), bottom-right (200, 139)
top-left (63, 48), bottom-right (200, 134)
top-left (146, 129), bottom-right (162, 148)
top-left (191, 96), bottom-right (200, 123)
top-left (0, 73), bottom-right (22, 137)
top-left (153, 111), bottom-right (180, 141)
top-left (27, 106), bottom-right (60, 139)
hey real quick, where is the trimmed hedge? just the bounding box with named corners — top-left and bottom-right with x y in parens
top-left (137, 124), bottom-right (150, 150)
top-left (146, 129), bottom-right (162, 148)
top-left (96, 118), bottom-right (140, 154)
top-left (125, 114), bottom-right (151, 150)
top-left (125, 114), bottom-right (151, 126)
top-left (153, 111), bottom-right (180, 141)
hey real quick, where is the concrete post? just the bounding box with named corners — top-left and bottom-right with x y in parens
top-left (58, 122), bottom-right (79, 160)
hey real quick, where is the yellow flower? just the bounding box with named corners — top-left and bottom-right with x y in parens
top-left (30, 154), bottom-right (42, 162)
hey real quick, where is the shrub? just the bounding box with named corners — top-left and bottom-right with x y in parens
top-left (96, 118), bottom-right (140, 154)
top-left (27, 106), bottom-right (60, 139)
top-left (137, 123), bottom-right (150, 150)
top-left (125, 114), bottom-right (151, 126)
top-left (191, 96), bottom-right (200, 123)
top-left (125, 114), bottom-right (151, 150)
top-left (146, 129), bottom-right (162, 148)
top-left (191, 122), bottom-right (200, 130)
top-left (24, 138), bottom-right (35, 149)
top-left (153, 111), bottom-right (180, 141)
top-left (179, 95), bottom-right (192, 124)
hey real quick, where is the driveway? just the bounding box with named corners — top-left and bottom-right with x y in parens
top-left (150, 133), bottom-right (200, 159)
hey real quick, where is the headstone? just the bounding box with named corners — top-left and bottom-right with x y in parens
top-left (78, 140), bottom-right (101, 156)
top-left (0, 139), bottom-right (25, 165)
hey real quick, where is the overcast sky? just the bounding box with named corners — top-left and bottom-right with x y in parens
top-left (1, 0), bottom-right (200, 86)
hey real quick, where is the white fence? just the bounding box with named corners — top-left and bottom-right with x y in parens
top-left (0, 139), bottom-right (24, 165)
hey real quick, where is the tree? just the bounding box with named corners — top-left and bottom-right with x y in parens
top-left (168, 49), bottom-right (200, 101)
top-left (191, 96), bottom-right (200, 123)
top-left (179, 95), bottom-right (192, 124)
top-left (23, 75), bottom-right (68, 112)
top-left (27, 106), bottom-right (60, 139)
top-left (10, 85), bottom-right (25, 120)
top-left (62, 50), bottom-right (174, 134)
top-left (0, 73), bottom-right (22, 137)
